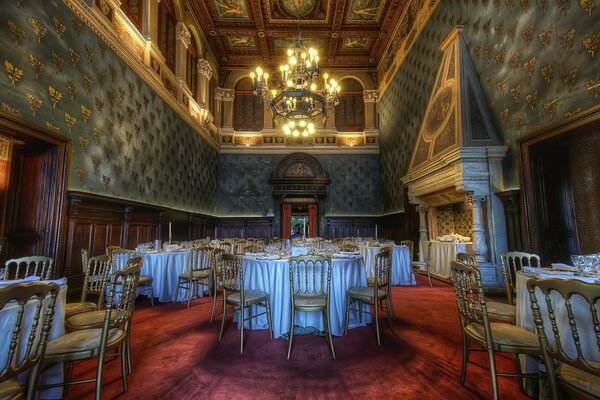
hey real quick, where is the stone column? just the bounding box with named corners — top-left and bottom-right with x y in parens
top-left (418, 205), bottom-right (429, 243)
top-left (175, 22), bottom-right (191, 103)
top-left (363, 90), bottom-right (379, 130)
top-left (468, 194), bottom-right (489, 263)
top-left (197, 58), bottom-right (213, 105)
top-left (216, 88), bottom-right (235, 129)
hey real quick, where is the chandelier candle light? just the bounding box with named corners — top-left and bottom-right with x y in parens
top-left (250, 31), bottom-right (341, 137)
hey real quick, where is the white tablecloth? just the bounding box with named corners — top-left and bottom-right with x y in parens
top-left (359, 245), bottom-right (415, 286)
top-left (516, 270), bottom-right (600, 394)
top-left (420, 241), bottom-right (472, 278)
top-left (240, 256), bottom-right (371, 338)
top-left (0, 283), bottom-right (67, 399)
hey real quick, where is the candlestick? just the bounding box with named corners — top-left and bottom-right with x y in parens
top-left (357, 228), bottom-right (360, 238)
top-left (168, 222), bottom-right (172, 244)
top-left (241, 229), bottom-right (244, 238)
top-left (214, 226), bottom-right (217, 239)
top-left (375, 224), bottom-right (378, 240)
top-left (303, 217), bottom-right (306, 238)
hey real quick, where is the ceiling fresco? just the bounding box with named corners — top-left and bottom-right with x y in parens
top-left (189, 0), bottom-right (410, 69)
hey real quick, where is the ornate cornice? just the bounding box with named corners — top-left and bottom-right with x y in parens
top-left (176, 22), bottom-right (191, 48)
top-left (216, 87), bottom-right (235, 101)
top-left (197, 58), bottom-right (214, 80)
top-left (363, 90), bottom-right (379, 103)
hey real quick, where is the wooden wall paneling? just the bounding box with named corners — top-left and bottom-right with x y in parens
top-left (496, 189), bottom-right (522, 251)
top-left (218, 217), bottom-right (273, 240)
top-left (380, 212), bottom-right (407, 243)
top-left (325, 217), bottom-right (380, 238)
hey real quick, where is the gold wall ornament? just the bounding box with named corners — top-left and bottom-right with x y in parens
top-left (495, 49), bottom-right (505, 65)
top-left (507, 22), bottom-right (517, 41)
top-left (0, 102), bottom-right (21, 117)
top-left (473, 46), bottom-right (481, 58)
top-left (67, 79), bottom-right (78, 100)
top-left (94, 96), bottom-right (104, 113)
top-left (541, 63), bottom-right (555, 83)
top-left (483, 47), bottom-right (492, 63)
top-left (582, 32), bottom-right (600, 59)
top-left (543, 97), bottom-right (559, 118)
top-left (525, 90), bottom-right (538, 109)
top-left (537, 0), bottom-right (549, 14)
top-left (52, 16), bottom-right (66, 38)
top-left (29, 54), bottom-right (45, 80)
top-left (75, 167), bottom-right (87, 184)
top-left (523, 56), bottom-right (536, 76)
top-left (521, 0), bottom-right (530, 10)
top-left (538, 25), bottom-right (553, 48)
top-left (102, 175), bottom-right (111, 188)
top-left (8, 19), bottom-right (26, 46)
top-left (28, 17), bottom-right (48, 43)
top-left (27, 93), bottom-right (43, 116)
top-left (580, 0), bottom-right (597, 15)
top-left (510, 84), bottom-right (522, 103)
top-left (4, 60), bottom-right (23, 86)
top-left (494, 22), bottom-right (503, 37)
top-left (498, 107), bottom-right (509, 124)
top-left (78, 135), bottom-right (89, 152)
top-left (95, 69), bottom-right (105, 86)
top-left (71, 16), bottom-right (82, 35)
top-left (91, 155), bottom-right (101, 175)
top-left (45, 122), bottom-right (60, 132)
top-left (522, 25), bottom-right (533, 45)
top-left (508, 52), bottom-right (520, 71)
top-left (584, 78), bottom-right (600, 98)
top-left (113, 163), bottom-right (122, 177)
top-left (103, 145), bottom-right (112, 159)
top-left (50, 50), bottom-right (64, 73)
top-left (84, 43), bottom-right (94, 64)
top-left (506, 0), bottom-right (515, 9)
top-left (560, 27), bottom-right (576, 51)
top-left (48, 86), bottom-right (62, 108)
top-left (64, 112), bottom-right (76, 132)
top-left (123, 154), bottom-right (131, 166)
top-left (82, 74), bottom-right (94, 92)
top-left (564, 107), bottom-right (582, 118)
top-left (80, 105), bottom-right (91, 122)
top-left (92, 127), bottom-right (102, 143)
top-left (511, 114), bottom-right (525, 130)
top-left (557, 0), bottom-right (572, 14)
top-left (561, 65), bottom-right (579, 90)
top-left (69, 48), bottom-right (80, 67)
top-left (117, 87), bottom-right (126, 102)
top-left (485, 73), bottom-right (495, 88)
top-left (497, 78), bottom-right (507, 94)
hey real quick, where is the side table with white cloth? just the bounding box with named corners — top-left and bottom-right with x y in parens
top-left (0, 277), bottom-right (67, 400)
top-left (359, 245), bottom-right (416, 286)
top-left (516, 268), bottom-right (600, 396)
top-left (419, 240), bottom-right (473, 279)
top-left (239, 255), bottom-right (371, 338)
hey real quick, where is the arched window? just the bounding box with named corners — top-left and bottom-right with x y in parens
top-left (121, 0), bottom-right (143, 31)
top-left (186, 36), bottom-right (198, 99)
top-left (158, 0), bottom-right (177, 72)
top-left (234, 78), bottom-right (263, 131)
top-left (335, 78), bottom-right (365, 132)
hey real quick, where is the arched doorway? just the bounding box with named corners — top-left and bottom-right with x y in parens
top-left (268, 153), bottom-right (330, 239)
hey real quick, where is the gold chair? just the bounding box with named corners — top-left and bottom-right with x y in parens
top-left (65, 255), bottom-right (111, 320)
top-left (243, 245), bottom-right (263, 253)
top-left (105, 245), bottom-right (122, 260)
top-left (35, 261), bottom-right (141, 399)
top-left (176, 247), bottom-right (213, 308)
top-left (455, 252), bottom-right (477, 267)
top-left (218, 254), bottom-right (273, 353)
top-left (111, 249), bottom-right (154, 307)
top-left (287, 255), bottom-right (335, 360)
top-left (345, 249), bottom-right (394, 346)
top-left (81, 249), bottom-right (89, 274)
top-left (500, 251), bottom-right (540, 305)
top-left (219, 241), bottom-right (233, 254)
top-left (233, 240), bottom-right (247, 255)
top-left (209, 248), bottom-right (225, 324)
top-left (527, 278), bottom-right (600, 400)
top-left (339, 243), bottom-right (359, 252)
top-left (3, 256), bottom-right (54, 280)
top-left (0, 282), bottom-right (60, 400)
top-left (450, 261), bottom-right (543, 400)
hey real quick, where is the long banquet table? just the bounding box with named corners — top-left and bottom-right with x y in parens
top-left (240, 255), bottom-right (371, 338)
top-left (359, 245), bottom-right (415, 285)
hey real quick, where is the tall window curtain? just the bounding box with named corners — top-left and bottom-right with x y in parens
top-left (234, 91), bottom-right (264, 131)
top-left (186, 39), bottom-right (198, 99)
top-left (121, 0), bottom-right (143, 31)
top-left (158, 0), bottom-right (176, 72)
top-left (335, 93), bottom-right (365, 132)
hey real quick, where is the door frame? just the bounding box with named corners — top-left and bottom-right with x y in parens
top-left (0, 113), bottom-right (70, 275)
top-left (518, 104), bottom-right (600, 255)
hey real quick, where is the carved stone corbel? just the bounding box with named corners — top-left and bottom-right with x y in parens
top-left (176, 22), bottom-right (191, 48)
top-left (197, 58), bottom-right (213, 80)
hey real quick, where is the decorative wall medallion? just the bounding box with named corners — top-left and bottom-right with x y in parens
top-left (71, 16), bottom-right (82, 35)
top-left (498, 107), bottom-right (509, 124)
top-left (82, 74), bottom-right (94, 92)
top-left (53, 16), bottom-right (66, 38)
top-left (510, 84), bottom-right (521, 103)
top-left (8, 20), bottom-right (26, 46)
top-left (537, 0), bottom-right (549, 14)
top-left (585, 78), bottom-right (600, 98)
top-left (27, 93), bottom-right (43, 116)
top-left (540, 63), bottom-right (555, 83)
top-left (45, 122), bottom-right (60, 132)
top-left (423, 83), bottom-right (455, 140)
top-left (580, 0), bottom-right (597, 16)
top-left (67, 79), bottom-right (78, 100)
top-left (543, 97), bottom-right (559, 118)
top-left (556, 0), bottom-right (571, 15)
top-left (561, 65), bottom-right (579, 90)
top-left (538, 25), bottom-right (553, 48)
top-left (560, 27), bottom-right (576, 51)
top-left (92, 127), bottom-right (102, 143)
top-left (523, 56), bottom-right (536, 76)
top-left (51, 51), bottom-right (64, 73)
top-left (91, 155), bottom-right (101, 175)
top-left (525, 90), bottom-right (538, 109)
top-left (521, 24), bottom-right (533, 45)
top-left (0, 103), bottom-right (20, 117)
top-left (75, 167), bottom-right (87, 184)
top-left (69, 48), bottom-right (80, 67)
top-left (84, 43), bottom-right (95, 64)
top-left (29, 54), bottom-right (45, 80)
top-left (64, 112), bottom-right (77, 132)
top-left (28, 17), bottom-right (48, 43)
top-left (80, 105), bottom-right (91, 122)
top-left (508, 52), bottom-right (520, 71)
top-left (79, 135), bottom-right (89, 152)
top-left (582, 32), bottom-right (600, 59)
top-left (495, 48), bottom-right (505, 65)
top-left (4, 60), bottom-right (23, 86)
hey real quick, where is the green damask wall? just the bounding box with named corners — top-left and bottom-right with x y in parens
top-left (379, 0), bottom-right (600, 214)
top-left (0, 1), bottom-right (218, 214)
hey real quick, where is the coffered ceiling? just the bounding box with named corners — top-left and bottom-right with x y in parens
top-left (188, 0), bottom-right (410, 71)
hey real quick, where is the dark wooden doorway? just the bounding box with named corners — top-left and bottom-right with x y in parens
top-left (0, 114), bottom-right (69, 276)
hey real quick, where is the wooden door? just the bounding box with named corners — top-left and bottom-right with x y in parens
top-left (281, 204), bottom-right (291, 239)
top-left (308, 204), bottom-right (318, 238)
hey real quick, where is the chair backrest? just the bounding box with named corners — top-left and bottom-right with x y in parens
top-left (339, 244), bottom-right (359, 252)
top-left (450, 261), bottom-right (490, 330)
top-left (106, 245), bottom-right (122, 259)
top-left (501, 251), bottom-right (541, 305)
top-left (400, 240), bottom-right (414, 260)
top-left (220, 253), bottom-right (241, 294)
top-left (243, 245), bottom-right (262, 253)
top-left (288, 256), bottom-right (332, 299)
top-left (104, 258), bottom-right (142, 332)
top-left (526, 277), bottom-right (600, 398)
top-left (233, 240), bottom-right (247, 255)
top-left (456, 252), bottom-right (478, 267)
top-left (219, 241), bottom-right (233, 254)
top-left (110, 249), bottom-right (136, 273)
top-left (0, 282), bottom-right (60, 383)
top-left (373, 248), bottom-right (393, 290)
top-left (81, 255), bottom-right (112, 308)
top-left (3, 256), bottom-right (54, 280)
top-left (81, 249), bottom-right (89, 274)
top-left (189, 247), bottom-right (213, 274)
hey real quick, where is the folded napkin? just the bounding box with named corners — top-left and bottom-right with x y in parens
top-left (333, 253), bottom-right (357, 259)
top-left (163, 244), bottom-right (181, 252)
top-left (551, 263), bottom-right (578, 272)
top-left (291, 247), bottom-right (309, 257)
top-left (256, 254), bottom-right (280, 260)
top-left (0, 275), bottom-right (41, 288)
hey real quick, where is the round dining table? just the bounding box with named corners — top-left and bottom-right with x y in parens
top-left (239, 255), bottom-right (371, 339)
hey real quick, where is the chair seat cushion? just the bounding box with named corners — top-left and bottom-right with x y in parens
top-left (348, 286), bottom-right (386, 300)
top-left (46, 328), bottom-right (124, 356)
top-left (138, 275), bottom-right (153, 285)
top-left (178, 271), bottom-right (210, 280)
top-left (228, 290), bottom-right (268, 305)
top-left (293, 294), bottom-right (326, 309)
top-left (465, 322), bottom-right (540, 353)
top-left (558, 363), bottom-right (600, 398)
top-left (472, 301), bottom-right (516, 322)
top-left (65, 301), bottom-right (96, 318)
top-left (0, 379), bottom-right (24, 399)
top-left (66, 310), bottom-right (116, 331)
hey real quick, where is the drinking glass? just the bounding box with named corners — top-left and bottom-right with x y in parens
top-left (571, 254), bottom-right (600, 276)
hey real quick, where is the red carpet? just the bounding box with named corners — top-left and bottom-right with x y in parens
top-left (64, 275), bottom-right (527, 399)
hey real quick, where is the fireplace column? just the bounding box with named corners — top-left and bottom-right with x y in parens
top-left (418, 205), bottom-right (429, 243)
top-left (468, 194), bottom-right (489, 263)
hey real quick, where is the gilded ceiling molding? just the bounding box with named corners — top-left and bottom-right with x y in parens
top-left (363, 90), bottom-right (379, 102)
top-left (176, 22), bottom-right (191, 48)
top-left (61, 0), bottom-right (219, 150)
top-left (215, 87), bottom-right (235, 101)
top-left (197, 58), bottom-right (213, 80)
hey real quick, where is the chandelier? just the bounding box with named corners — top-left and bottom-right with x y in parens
top-left (250, 32), bottom-right (341, 137)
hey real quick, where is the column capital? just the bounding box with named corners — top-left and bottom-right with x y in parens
top-left (216, 87), bottom-right (235, 101)
top-left (176, 22), bottom-right (191, 48)
top-left (363, 90), bottom-right (379, 102)
top-left (197, 58), bottom-right (213, 80)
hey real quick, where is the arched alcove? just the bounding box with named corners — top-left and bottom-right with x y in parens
top-left (336, 78), bottom-right (365, 132)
